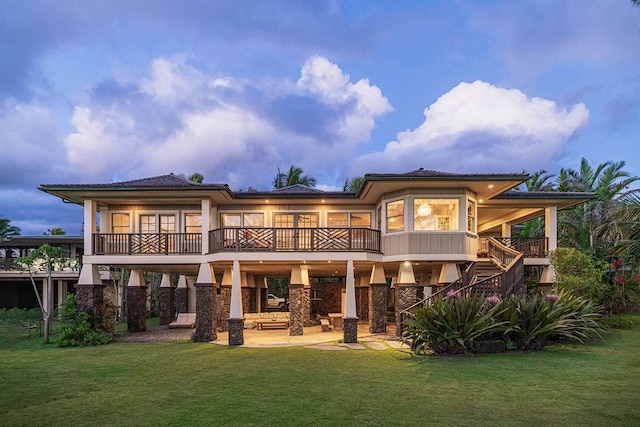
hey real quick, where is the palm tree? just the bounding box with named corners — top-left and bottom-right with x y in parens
top-left (188, 172), bottom-right (204, 183)
top-left (521, 169), bottom-right (556, 191)
top-left (343, 176), bottom-right (365, 192)
top-left (0, 217), bottom-right (21, 241)
top-left (558, 158), bottom-right (639, 256)
top-left (272, 166), bottom-right (316, 189)
top-left (613, 191), bottom-right (640, 263)
top-left (44, 227), bottom-right (66, 236)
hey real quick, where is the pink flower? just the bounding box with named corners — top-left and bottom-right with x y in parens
top-left (632, 275), bottom-right (640, 284)
top-left (545, 294), bottom-right (559, 302)
top-left (485, 296), bottom-right (501, 306)
top-left (613, 275), bottom-right (627, 285)
top-left (611, 258), bottom-right (624, 270)
top-left (446, 289), bottom-right (461, 299)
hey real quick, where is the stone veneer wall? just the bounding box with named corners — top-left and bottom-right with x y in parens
top-left (126, 286), bottom-right (147, 332)
top-left (357, 287), bottom-right (369, 321)
top-left (228, 318), bottom-right (244, 345)
top-left (159, 287), bottom-right (175, 325)
top-left (175, 287), bottom-right (188, 313)
top-left (75, 284), bottom-right (105, 329)
top-left (311, 281), bottom-right (342, 314)
top-left (289, 284), bottom-right (304, 336)
top-left (343, 317), bottom-right (358, 343)
top-left (219, 286), bottom-right (231, 331)
top-left (242, 288), bottom-right (251, 314)
top-left (302, 288), bottom-right (312, 326)
top-left (394, 284), bottom-right (418, 337)
top-left (368, 283), bottom-right (387, 334)
top-left (193, 283), bottom-right (217, 342)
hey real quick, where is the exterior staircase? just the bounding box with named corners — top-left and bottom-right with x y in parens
top-left (474, 259), bottom-right (502, 282)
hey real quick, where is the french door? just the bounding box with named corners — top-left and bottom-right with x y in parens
top-left (273, 213), bottom-right (318, 250)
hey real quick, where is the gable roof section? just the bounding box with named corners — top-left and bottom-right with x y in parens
top-left (40, 173), bottom-right (229, 190)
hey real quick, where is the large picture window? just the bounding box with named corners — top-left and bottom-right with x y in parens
top-left (467, 200), bottom-right (476, 232)
top-left (414, 199), bottom-right (459, 231)
top-left (386, 200), bottom-right (404, 232)
top-left (185, 213), bottom-right (202, 234)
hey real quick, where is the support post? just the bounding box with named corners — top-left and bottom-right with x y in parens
top-left (368, 264), bottom-right (387, 334)
top-left (289, 266), bottom-right (304, 336)
top-left (343, 260), bottom-right (358, 343)
top-left (395, 262), bottom-right (417, 338)
top-left (193, 262), bottom-right (218, 342)
top-left (159, 273), bottom-right (175, 326)
top-left (126, 269), bottom-right (147, 332)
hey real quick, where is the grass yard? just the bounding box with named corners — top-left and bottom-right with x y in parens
top-left (1, 315), bottom-right (639, 427)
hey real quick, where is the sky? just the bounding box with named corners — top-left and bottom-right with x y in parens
top-left (1, 0), bottom-right (639, 235)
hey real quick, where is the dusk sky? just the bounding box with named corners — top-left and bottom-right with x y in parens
top-left (2, 1), bottom-right (639, 235)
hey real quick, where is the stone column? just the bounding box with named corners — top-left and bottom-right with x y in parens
top-left (395, 262), bottom-right (417, 338)
top-left (75, 264), bottom-right (105, 328)
top-left (343, 260), bottom-right (358, 343)
top-left (228, 261), bottom-right (244, 345)
top-left (159, 273), bottom-right (175, 326)
top-left (301, 265), bottom-right (312, 326)
top-left (219, 267), bottom-right (232, 331)
top-left (289, 266), bottom-right (304, 336)
top-left (175, 275), bottom-right (188, 313)
top-left (193, 263), bottom-right (218, 342)
top-left (126, 270), bottom-right (147, 332)
top-left (368, 264), bottom-right (387, 334)
top-left (357, 276), bottom-right (369, 321)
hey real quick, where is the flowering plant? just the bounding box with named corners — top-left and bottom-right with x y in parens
top-left (446, 289), bottom-right (461, 299)
top-left (485, 296), bottom-right (501, 306)
top-left (545, 293), bottom-right (559, 302)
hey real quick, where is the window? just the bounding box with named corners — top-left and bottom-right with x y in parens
top-left (414, 199), bottom-right (459, 231)
top-left (467, 200), bottom-right (476, 232)
top-left (185, 214), bottom-right (202, 234)
top-left (350, 213), bottom-right (371, 228)
top-left (221, 213), bottom-right (265, 227)
top-left (328, 213), bottom-right (348, 228)
top-left (140, 214), bottom-right (156, 234)
top-left (112, 213), bottom-right (130, 233)
top-left (386, 200), bottom-right (404, 232)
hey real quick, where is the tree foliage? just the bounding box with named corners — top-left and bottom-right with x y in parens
top-left (343, 176), bottom-right (364, 192)
top-left (272, 166), bottom-right (316, 189)
top-left (0, 216), bottom-right (21, 241)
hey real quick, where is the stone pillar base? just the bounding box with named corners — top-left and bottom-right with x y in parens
top-left (193, 283), bottom-right (217, 342)
top-left (159, 287), bottom-right (175, 326)
top-left (343, 317), bottom-right (358, 343)
top-left (395, 284), bottom-right (418, 338)
top-left (75, 284), bottom-right (105, 329)
top-left (175, 287), bottom-right (188, 313)
top-left (369, 283), bottom-right (387, 334)
top-left (126, 286), bottom-right (148, 332)
top-left (219, 286), bottom-right (231, 332)
top-left (289, 284), bottom-right (304, 336)
top-left (228, 318), bottom-right (244, 346)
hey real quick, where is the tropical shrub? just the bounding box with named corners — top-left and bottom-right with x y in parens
top-left (58, 294), bottom-right (111, 347)
top-left (549, 248), bottom-right (606, 304)
top-left (405, 292), bottom-right (604, 355)
top-left (404, 294), bottom-right (505, 355)
top-left (497, 292), bottom-right (603, 351)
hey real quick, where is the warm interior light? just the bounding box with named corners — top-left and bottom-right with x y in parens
top-left (417, 203), bottom-right (432, 217)
top-left (488, 184), bottom-right (494, 189)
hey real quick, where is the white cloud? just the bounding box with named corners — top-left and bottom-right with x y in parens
top-left (352, 81), bottom-right (589, 175)
top-left (64, 55), bottom-right (392, 187)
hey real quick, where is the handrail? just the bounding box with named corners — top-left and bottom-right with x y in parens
top-left (399, 239), bottom-right (525, 338)
top-left (208, 227), bottom-right (381, 253)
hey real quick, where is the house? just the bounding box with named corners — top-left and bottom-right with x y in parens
top-left (0, 236), bottom-right (83, 310)
top-left (39, 169), bottom-right (593, 345)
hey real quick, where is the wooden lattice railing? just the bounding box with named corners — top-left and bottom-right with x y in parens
top-left (93, 233), bottom-right (202, 255)
top-left (208, 227), bottom-right (381, 253)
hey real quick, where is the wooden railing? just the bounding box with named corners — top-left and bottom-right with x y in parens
top-left (93, 233), bottom-right (202, 255)
top-left (493, 237), bottom-right (547, 258)
top-left (209, 227), bottom-right (381, 253)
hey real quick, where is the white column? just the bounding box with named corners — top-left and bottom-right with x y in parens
top-left (230, 260), bottom-right (243, 318)
top-left (545, 206), bottom-right (558, 251)
top-left (438, 262), bottom-right (460, 283)
top-left (187, 276), bottom-right (197, 312)
top-left (501, 223), bottom-right (511, 238)
top-left (345, 260), bottom-right (357, 318)
top-left (201, 199), bottom-right (210, 255)
top-left (83, 199), bottom-right (97, 256)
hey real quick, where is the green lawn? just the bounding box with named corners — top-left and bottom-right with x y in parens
top-left (1, 315), bottom-right (639, 427)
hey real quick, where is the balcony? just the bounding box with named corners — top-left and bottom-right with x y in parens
top-left (209, 227), bottom-right (381, 253)
top-left (93, 233), bottom-right (202, 255)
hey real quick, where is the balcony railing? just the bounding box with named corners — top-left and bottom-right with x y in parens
top-left (93, 233), bottom-right (202, 255)
top-left (491, 237), bottom-right (548, 258)
top-left (209, 227), bottom-right (381, 253)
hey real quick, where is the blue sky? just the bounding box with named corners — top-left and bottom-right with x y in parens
top-left (1, 1), bottom-right (639, 235)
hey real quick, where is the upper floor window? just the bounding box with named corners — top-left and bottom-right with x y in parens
top-left (414, 199), bottom-right (459, 231)
top-left (327, 212), bottom-right (371, 228)
top-left (140, 214), bottom-right (175, 234)
top-left (112, 213), bottom-right (130, 234)
top-left (386, 200), bottom-right (404, 232)
top-left (467, 200), bottom-right (476, 233)
top-left (221, 212), bottom-right (265, 227)
top-left (185, 213), bottom-right (202, 234)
